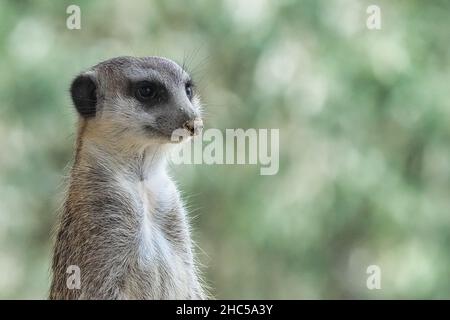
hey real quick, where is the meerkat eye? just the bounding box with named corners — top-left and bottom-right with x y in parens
top-left (135, 82), bottom-right (158, 102)
top-left (185, 82), bottom-right (194, 100)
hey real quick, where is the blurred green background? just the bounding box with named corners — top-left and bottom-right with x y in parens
top-left (0, 0), bottom-right (449, 299)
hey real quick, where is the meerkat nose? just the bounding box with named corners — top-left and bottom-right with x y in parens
top-left (183, 118), bottom-right (203, 136)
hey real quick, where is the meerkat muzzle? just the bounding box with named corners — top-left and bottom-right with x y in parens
top-left (183, 118), bottom-right (203, 136)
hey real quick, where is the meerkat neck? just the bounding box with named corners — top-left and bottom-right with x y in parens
top-left (74, 121), bottom-right (170, 182)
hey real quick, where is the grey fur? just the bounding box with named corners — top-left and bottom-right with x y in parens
top-left (50, 56), bottom-right (205, 299)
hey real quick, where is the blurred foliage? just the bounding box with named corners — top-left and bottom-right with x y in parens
top-left (0, 0), bottom-right (449, 299)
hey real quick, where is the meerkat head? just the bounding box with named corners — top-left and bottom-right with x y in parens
top-left (70, 56), bottom-right (203, 147)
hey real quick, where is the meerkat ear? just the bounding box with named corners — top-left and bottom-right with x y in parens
top-left (70, 73), bottom-right (97, 118)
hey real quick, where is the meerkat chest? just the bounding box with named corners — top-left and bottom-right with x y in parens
top-left (137, 171), bottom-right (178, 217)
top-left (133, 170), bottom-right (184, 241)
top-left (123, 172), bottom-right (194, 298)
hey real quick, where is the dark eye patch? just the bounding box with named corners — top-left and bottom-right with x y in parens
top-left (131, 80), bottom-right (168, 105)
top-left (185, 80), bottom-right (194, 100)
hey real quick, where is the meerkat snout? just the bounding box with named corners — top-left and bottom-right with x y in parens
top-left (183, 118), bottom-right (203, 136)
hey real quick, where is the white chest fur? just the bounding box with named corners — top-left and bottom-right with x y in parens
top-left (118, 169), bottom-right (194, 299)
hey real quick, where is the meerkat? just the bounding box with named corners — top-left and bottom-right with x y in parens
top-left (50, 56), bottom-right (206, 299)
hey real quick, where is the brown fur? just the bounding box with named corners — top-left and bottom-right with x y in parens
top-left (50, 56), bottom-right (205, 299)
